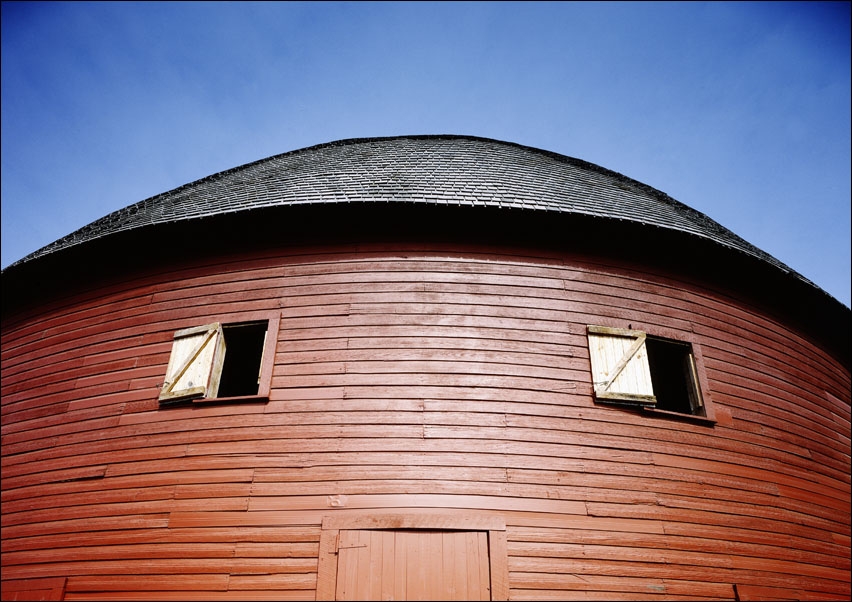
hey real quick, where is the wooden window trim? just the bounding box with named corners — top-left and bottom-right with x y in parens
top-left (640, 405), bottom-right (717, 425)
top-left (587, 323), bottom-right (717, 424)
top-left (316, 512), bottom-right (509, 601)
top-left (160, 312), bottom-right (279, 405)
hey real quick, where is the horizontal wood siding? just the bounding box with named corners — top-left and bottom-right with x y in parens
top-left (2, 243), bottom-right (849, 601)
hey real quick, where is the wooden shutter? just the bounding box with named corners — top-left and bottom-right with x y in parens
top-left (587, 325), bottom-right (656, 405)
top-left (683, 350), bottom-right (705, 412)
top-left (158, 323), bottom-right (226, 402)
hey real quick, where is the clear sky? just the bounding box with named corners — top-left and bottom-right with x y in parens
top-left (2, 1), bottom-right (850, 306)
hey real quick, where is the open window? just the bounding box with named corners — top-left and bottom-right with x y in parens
top-left (587, 325), bottom-right (714, 422)
top-left (159, 315), bottom-right (278, 405)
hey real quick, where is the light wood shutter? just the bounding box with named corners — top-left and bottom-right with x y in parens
top-left (159, 323), bottom-right (226, 402)
top-left (587, 325), bottom-right (656, 405)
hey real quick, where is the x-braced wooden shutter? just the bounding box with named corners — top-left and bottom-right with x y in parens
top-left (159, 323), bottom-right (226, 402)
top-left (587, 325), bottom-right (656, 405)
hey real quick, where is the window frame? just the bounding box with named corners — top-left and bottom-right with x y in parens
top-left (158, 311), bottom-right (279, 405)
top-left (586, 324), bottom-right (716, 424)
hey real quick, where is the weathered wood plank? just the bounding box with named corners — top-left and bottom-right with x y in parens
top-left (63, 574), bottom-right (230, 592)
top-left (65, 591), bottom-right (315, 601)
top-left (248, 493), bottom-right (587, 515)
top-left (1, 527), bottom-right (321, 553)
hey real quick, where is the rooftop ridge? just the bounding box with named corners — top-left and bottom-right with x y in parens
top-left (0, 135), bottom-right (823, 302)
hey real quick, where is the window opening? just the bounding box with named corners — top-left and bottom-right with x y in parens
top-left (587, 325), bottom-right (709, 419)
top-left (159, 318), bottom-right (274, 404)
top-left (645, 336), bottom-right (704, 415)
top-left (217, 322), bottom-right (267, 397)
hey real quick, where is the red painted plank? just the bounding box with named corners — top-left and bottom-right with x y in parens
top-left (64, 574), bottom-right (230, 592)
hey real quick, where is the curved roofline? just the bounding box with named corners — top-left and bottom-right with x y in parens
top-left (124, 134), bottom-right (708, 227)
top-left (0, 135), bottom-right (840, 309)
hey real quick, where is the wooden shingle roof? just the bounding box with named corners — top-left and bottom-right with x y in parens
top-left (1, 135), bottom-right (819, 292)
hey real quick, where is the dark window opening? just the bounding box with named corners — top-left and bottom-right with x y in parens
top-left (159, 316), bottom-right (277, 405)
top-left (217, 321), bottom-right (267, 398)
top-left (646, 337), bottom-right (704, 416)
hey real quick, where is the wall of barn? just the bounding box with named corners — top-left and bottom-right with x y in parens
top-left (2, 241), bottom-right (850, 601)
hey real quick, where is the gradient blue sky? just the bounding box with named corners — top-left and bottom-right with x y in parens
top-left (2, 1), bottom-right (850, 306)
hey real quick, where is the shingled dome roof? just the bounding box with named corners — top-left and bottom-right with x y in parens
top-left (3, 135), bottom-right (817, 291)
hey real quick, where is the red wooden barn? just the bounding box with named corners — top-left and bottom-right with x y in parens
top-left (2, 135), bottom-right (849, 601)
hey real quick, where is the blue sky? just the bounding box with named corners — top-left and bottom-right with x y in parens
top-left (2, 1), bottom-right (850, 306)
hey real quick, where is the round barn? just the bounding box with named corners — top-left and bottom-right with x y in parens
top-left (2, 135), bottom-right (849, 601)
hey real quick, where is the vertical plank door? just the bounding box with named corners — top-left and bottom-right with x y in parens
top-left (335, 529), bottom-right (491, 601)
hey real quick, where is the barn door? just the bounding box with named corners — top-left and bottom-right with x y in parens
top-left (335, 529), bottom-right (491, 601)
top-left (317, 514), bottom-right (508, 601)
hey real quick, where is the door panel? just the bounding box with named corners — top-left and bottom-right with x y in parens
top-left (335, 529), bottom-right (491, 601)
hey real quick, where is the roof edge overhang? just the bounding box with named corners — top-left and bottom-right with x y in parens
top-left (2, 201), bottom-right (849, 369)
top-left (0, 135), bottom-right (809, 282)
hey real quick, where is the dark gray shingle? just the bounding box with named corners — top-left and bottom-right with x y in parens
top-left (4, 135), bottom-right (813, 291)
